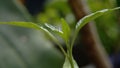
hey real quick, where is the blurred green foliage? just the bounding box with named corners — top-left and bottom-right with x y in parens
top-left (36, 0), bottom-right (75, 27)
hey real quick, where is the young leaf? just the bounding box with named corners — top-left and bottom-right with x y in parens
top-left (63, 57), bottom-right (79, 68)
top-left (76, 7), bottom-right (120, 32)
top-left (45, 19), bottom-right (71, 43)
top-left (61, 18), bottom-right (71, 42)
top-left (71, 7), bottom-right (120, 46)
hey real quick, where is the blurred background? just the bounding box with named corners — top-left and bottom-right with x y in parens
top-left (0, 0), bottom-right (120, 68)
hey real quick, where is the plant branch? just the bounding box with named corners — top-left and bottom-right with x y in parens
top-left (68, 0), bottom-right (113, 68)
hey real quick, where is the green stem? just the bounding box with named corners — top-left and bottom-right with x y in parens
top-left (71, 30), bottom-right (79, 52)
top-left (69, 52), bottom-right (74, 68)
top-left (55, 41), bottom-right (69, 59)
top-left (66, 42), bottom-right (74, 68)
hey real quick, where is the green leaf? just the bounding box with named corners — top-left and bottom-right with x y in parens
top-left (63, 57), bottom-right (79, 68)
top-left (71, 7), bottom-right (120, 46)
top-left (76, 7), bottom-right (120, 32)
top-left (61, 18), bottom-right (71, 42)
top-left (43, 19), bottom-right (71, 43)
top-left (0, 21), bottom-right (67, 58)
top-left (76, 7), bottom-right (120, 30)
top-left (0, 22), bottom-right (59, 43)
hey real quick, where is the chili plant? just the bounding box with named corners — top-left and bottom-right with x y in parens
top-left (0, 7), bottom-right (119, 68)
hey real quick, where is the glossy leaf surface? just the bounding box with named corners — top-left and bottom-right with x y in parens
top-left (71, 7), bottom-right (120, 46)
top-left (76, 7), bottom-right (120, 32)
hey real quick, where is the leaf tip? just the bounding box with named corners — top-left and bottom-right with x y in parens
top-left (113, 7), bottom-right (120, 10)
